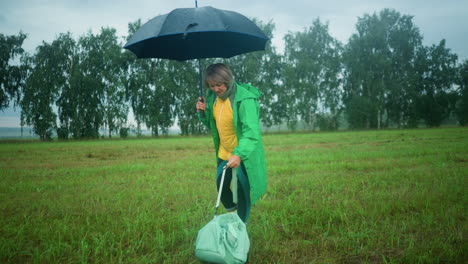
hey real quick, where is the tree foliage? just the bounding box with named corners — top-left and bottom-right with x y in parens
top-left (4, 9), bottom-right (467, 140)
top-left (284, 19), bottom-right (343, 130)
top-left (343, 9), bottom-right (423, 129)
top-left (455, 60), bottom-right (468, 125)
top-left (414, 40), bottom-right (458, 127)
top-left (0, 32), bottom-right (27, 110)
top-left (21, 37), bottom-right (65, 140)
top-left (226, 19), bottom-right (283, 128)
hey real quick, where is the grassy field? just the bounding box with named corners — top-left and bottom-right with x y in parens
top-left (1, 128), bottom-right (466, 263)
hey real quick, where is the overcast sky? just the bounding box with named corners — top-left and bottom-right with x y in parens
top-left (1, 0), bottom-right (467, 127)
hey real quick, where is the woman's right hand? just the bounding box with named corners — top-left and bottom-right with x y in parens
top-left (196, 97), bottom-right (206, 111)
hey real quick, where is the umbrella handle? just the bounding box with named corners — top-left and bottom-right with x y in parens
top-left (198, 97), bottom-right (205, 118)
top-left (198, 59), bottom-right (205, 118)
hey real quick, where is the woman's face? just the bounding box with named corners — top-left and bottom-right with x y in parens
top-left (207, 81), bottom-right (227, 96)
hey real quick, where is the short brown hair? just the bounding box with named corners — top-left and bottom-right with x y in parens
top-left (204, 63), bottom-right (234, 88)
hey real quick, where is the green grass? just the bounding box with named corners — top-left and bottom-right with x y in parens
top-left (1, 128), bottom-right (467, 263)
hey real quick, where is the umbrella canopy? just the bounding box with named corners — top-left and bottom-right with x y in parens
top-left (123, 6), bottom-right (269, 61)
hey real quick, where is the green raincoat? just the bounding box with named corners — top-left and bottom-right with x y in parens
top-left (198, 82), bottom-right (267, 205)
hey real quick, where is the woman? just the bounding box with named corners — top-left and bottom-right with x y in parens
top-left (196, 63), bottom-right (266, 223)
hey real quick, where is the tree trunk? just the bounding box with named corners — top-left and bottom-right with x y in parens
top-left (377, 109), bottom-right (381, 129)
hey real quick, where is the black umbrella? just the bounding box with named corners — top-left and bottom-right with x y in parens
top-left (123, 3), bottom-right (269, 114)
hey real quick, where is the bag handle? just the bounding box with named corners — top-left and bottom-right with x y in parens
top-left (215, 164), bottom-right (238, 215)
top-left (215, 165), bottom-right (227, 215)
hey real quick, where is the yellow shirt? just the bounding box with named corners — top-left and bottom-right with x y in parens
top-left (213, 97), bottom-right (238, 160)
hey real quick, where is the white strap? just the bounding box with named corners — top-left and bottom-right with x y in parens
top-left (216, 165), bottom-right (227, 209)
top-left (215, 165), bottom-right (238, 214)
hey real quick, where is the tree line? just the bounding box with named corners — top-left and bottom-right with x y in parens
top-left (1, 9), bottom-right (467, 140)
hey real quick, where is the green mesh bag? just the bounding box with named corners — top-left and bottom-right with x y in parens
top-left (195, 213), bottom-right (249, 263)
top-left (195, 166), bottom-right (250, 264)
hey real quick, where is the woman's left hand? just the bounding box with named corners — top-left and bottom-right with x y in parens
top-left (227, 155), bottom-right (241, 168)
